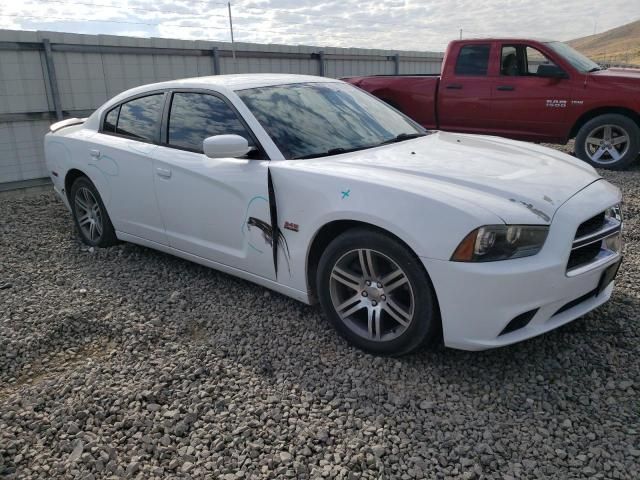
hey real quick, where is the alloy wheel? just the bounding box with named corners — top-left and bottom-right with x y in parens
top-left (74, 187), bottom-right (103, 242)
top-left (584, 124), bottom-right (631, 165)
top-left (329, 248), bottom-right (415, 342)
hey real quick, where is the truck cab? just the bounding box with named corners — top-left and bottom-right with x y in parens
top-left (346, 38), bottom-right (640, 170)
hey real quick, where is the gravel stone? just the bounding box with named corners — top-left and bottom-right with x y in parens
top-left (1, 162), bottom-right (639, 479)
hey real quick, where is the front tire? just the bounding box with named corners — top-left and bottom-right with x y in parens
top-left (575, 114), bottom-right (639, 170)
top-left (70, 176), bottom-right (117, 247)
top-left (316, 228), bottom-right (440, 356)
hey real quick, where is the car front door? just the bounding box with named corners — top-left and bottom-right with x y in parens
top-left (437, 42), bottom-right (495, 133)
top-left (490, 43), bottom-right (573, 142)
top-left (90, 92), bottom-right (168, 245)
top-left (152, 90), bottom-right (276, 280)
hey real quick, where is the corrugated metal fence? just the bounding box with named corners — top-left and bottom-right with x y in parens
top-left (0, 29), bottom-right (444, 187)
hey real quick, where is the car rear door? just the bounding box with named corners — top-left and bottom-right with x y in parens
top-left (490, 43), bottom-right (573, 142)
top-left (151, 90), bottom-right (276, 280)
top-left (437, 42), bottom-right (495, 133)
top-left (90, 92), bottom-right (168, 245)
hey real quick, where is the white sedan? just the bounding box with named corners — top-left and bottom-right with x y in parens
top-left (44, 74), bottom-right (623, 355)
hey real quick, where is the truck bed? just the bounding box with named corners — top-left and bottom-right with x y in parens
top-left (344, 75), bottom-right (440, 129)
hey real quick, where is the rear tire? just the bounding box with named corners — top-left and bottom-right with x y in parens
top-left (575, 114), bottom-right (639, 170)
top-left (69, 176), bottom-right (117, 247)
top-left (316, 228), bottom-right (440, 356)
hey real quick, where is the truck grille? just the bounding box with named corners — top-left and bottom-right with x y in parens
top-left (567, 208), bottom-right (621, 275)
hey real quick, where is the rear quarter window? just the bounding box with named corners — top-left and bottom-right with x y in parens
top-left (455, 44), bottom-right (491, 76)
top-left (114, 94), bottom-right (164, 142)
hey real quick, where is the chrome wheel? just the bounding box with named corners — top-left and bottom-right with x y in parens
top-left (74, 186), bottom-right (103, 242)
top-left (584, 124), bottom-right (630, 165)
top-left (329, 248), bottom-right (415, 342)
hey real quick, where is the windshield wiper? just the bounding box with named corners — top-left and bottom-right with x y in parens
top-left (378, 132), bottom-right (426, 145)
top-left (292, 133), bottom-right (426, 159)
top-left (293, 145), bottom-right (372, 160)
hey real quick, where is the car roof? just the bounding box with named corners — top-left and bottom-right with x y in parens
top-left (139, 73), bottom-right (342, 92)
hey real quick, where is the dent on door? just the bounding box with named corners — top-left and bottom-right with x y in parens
top-left (241, 168), bottom-right (291, 277)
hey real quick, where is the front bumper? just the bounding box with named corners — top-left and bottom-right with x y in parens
top-left (424, 179), bottom-right (622, 351)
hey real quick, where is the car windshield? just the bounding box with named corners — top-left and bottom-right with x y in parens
top-left (545, 41), bottom-right (602, 73)
top-left (236, 82), bottom-right (425, 159)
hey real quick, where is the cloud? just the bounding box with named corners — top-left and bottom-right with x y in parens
top-left (2, 0), bottom-right (639, 52)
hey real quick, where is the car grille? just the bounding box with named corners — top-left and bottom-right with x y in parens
top-left (567, 209), bottom-right (621, 275)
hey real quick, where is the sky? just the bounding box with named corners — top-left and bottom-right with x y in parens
top-left (1, 0), bottom-right (638, 52)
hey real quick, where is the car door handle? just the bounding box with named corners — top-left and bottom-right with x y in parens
top-left (89, 149), bottom-right (101, 158)
top-left (156, 167), bottom-right (172, 179)
top-left (446, 84), bottom-right (463, 90)
top-left (496, 85), bottom-right (515, 91)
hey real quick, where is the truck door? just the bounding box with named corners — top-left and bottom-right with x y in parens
top-left (490, 43), bottom-right (573, 142)
top-left (437, 42), bottom-right (495, 133)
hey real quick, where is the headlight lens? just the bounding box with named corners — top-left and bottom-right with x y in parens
top-left (451, 225), bottom-right (549, 262)
top-left (604, 204), bottom-right (622, 223)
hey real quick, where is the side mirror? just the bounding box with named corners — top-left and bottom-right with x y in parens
top-left (203, 134), bottom-right (251, 159)
top-left (536, 64), bottom-right (569, 79)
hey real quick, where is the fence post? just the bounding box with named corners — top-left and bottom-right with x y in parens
top-left (393, 53), bottom-right (400, 75)
top-left (318, 50), bottom-right (325, 76)
top-left (42, 38), bottom-right (63, 121)
top-left (211, 47), bottom-right (221, 75)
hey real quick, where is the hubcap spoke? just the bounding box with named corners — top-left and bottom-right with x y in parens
top-left (78, 214), bottom-right (91, 226)
top-left (611, 135), bottom-right (628, 146)
top-left (75, 196), bottom-right (89, 212)
top-left (331, 267), bottom-right (361, 291)
top-left (609, 148), bottom-right (621, 161)
top-left (386, 275), bottom-right (408, 293)
top-left (585, 136), bottom-right (601, 146)
top-left (383, 298), bottom-right (412, 327)
top-left (339, 299), bottom-right (366, 318)
top-left (592, 147), bottom-right (607, 161)
top-left (367, 307), bottom-right (382, 340)
top-left (603, 126), bottom-right (612, 141)
top-left (358, 249), bottom-right (377, 278)
top-left (380, 268), bottom-right (403, 286)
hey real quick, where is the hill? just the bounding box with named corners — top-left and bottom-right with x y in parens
top-left (568, 19), bottom-right (640, 66)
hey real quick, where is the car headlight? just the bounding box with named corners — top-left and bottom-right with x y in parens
top-left (604, 204), bottom-right (622, 223)
top-left (451, 225), bottom-right (549, 262)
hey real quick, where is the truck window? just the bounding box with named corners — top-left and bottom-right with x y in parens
top-left (525, 46), bottom-right (556, 75)
top-left (500, 45), bottom-right (558, 76)
top-left (454, 45), bottom-right (491, 76)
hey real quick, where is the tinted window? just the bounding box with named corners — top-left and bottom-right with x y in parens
top-left (103, 106), bottom-right (119, 132)
top-left (237, 82), bottom-right (424, 159)
top-left (455, 44), bottom-right (491, 76)
top-left (168, 92), bottom-right (253, 152)
top-left (116, 94), bottom-right (164, 142)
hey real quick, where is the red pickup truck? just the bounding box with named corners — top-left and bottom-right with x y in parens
top-left (345, 39), bottom-right (640, 170)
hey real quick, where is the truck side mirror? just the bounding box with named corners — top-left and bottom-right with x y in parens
top-left (536, 64), bottom-right (569, 79)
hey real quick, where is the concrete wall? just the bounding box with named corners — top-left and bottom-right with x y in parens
top-left (0, 29), bottom-right (444, 185)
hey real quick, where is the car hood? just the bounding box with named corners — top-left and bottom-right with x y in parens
top-left (280, 132), bottom-right (601, 224)
top-left (590, 67), bottom-right (640, 81)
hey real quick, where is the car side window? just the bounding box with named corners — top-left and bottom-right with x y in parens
top-left (167, 92), bottom-right (255, 153)
top-left (454, 44), bottom-right (491, 76)
top-left (103, 106), bottom-right (119, 133)
top-left (115, 94), bottom-right (164, 142)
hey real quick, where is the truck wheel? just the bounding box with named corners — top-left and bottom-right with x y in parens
top-left (575, 114), bottom-right (639, 170)
top-left (316, 228), bottom-right (440, 356)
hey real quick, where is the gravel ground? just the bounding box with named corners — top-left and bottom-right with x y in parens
top-left (1, 157), bottom-right (639, 479)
